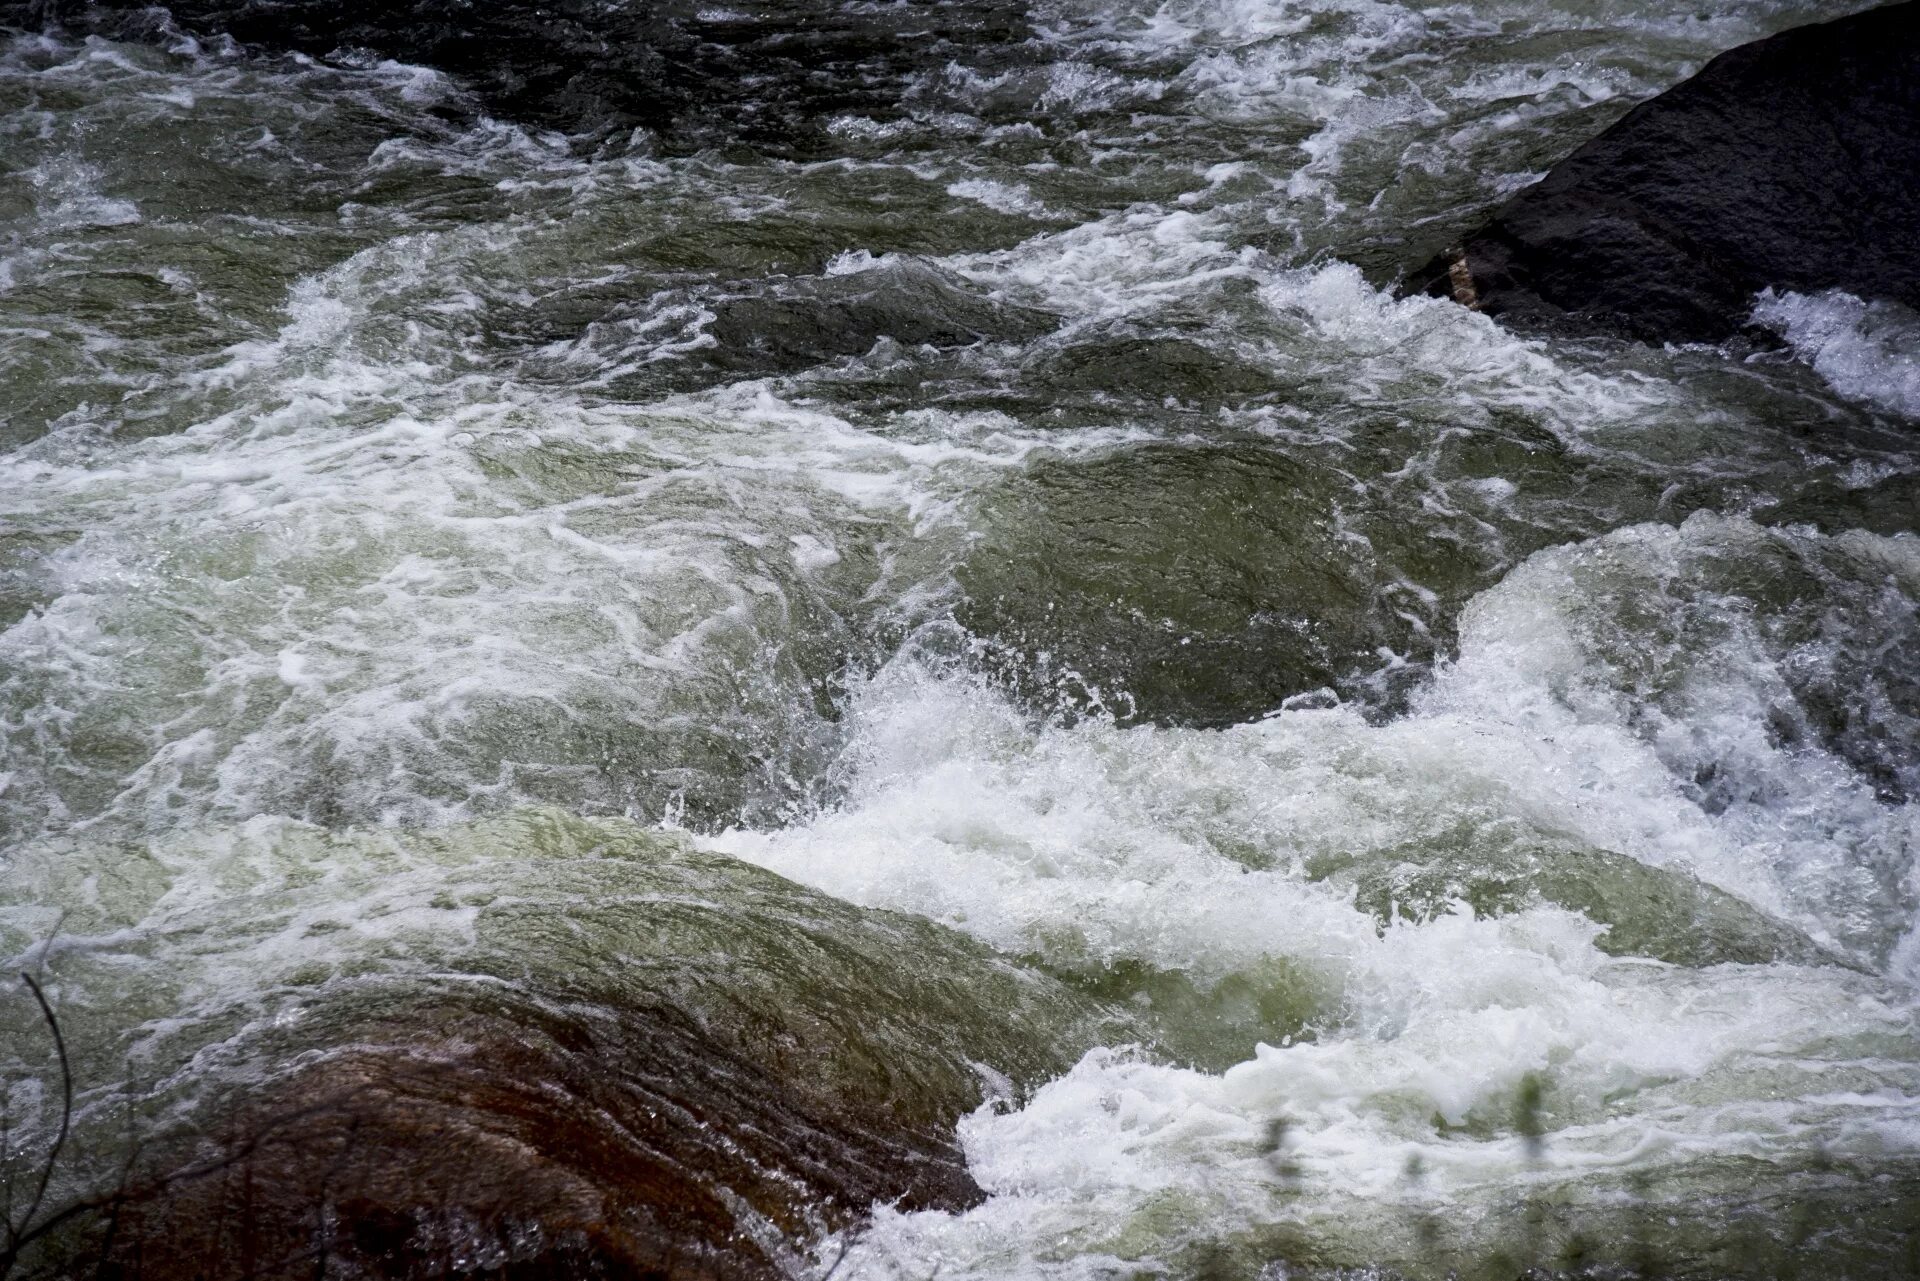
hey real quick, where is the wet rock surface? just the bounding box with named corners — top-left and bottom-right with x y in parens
top-left (0, 812), bottom-right (1131, 1280)
top-left (1409, 1), bottom-right (1920, 344)
top-left (70, 993), bottom-right (977, 1281)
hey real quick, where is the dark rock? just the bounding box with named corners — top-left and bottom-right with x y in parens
top-left (704, 260), bottom-right (1058, 375)
top-left (81, 990), bottom-right (982, 1281)
top-left (1409, 2), bottom-right (1920, 344)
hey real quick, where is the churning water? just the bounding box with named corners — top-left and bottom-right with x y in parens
top-left (0, 0), bottom-right (1917, 1275)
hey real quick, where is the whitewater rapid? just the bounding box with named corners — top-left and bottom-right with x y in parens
top-left (0, 0), bottom-right (1915, 1275)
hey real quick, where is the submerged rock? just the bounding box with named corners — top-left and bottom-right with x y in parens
top-left (955, 443), bottom-right (1483, 726)
top-left (1408, 2), bottom-right (1920, 344)
top-left (0, 810), bottom-right (1131, 1279)
top-left (704, 259), bottom-right (1057, 376)
top-left (1311, 826), bottom-right (1832, 969)
top-left (88, 990), bottom-right (976, 1280)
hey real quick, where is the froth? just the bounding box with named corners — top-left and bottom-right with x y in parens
top-left (711, 514), bottom-right (1920, 1276)
top-left (1753, 288), bottom-right (1920, 420)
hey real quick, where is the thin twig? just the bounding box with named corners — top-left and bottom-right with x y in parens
top-left (29, 914), bottom-right (65, 987)
top-left (4, 912), bottom-right (65, 1254)
top-left (8, 974), bottom-right (73, 1267)
top-left (817, 1237), bottom-right (852, 1281)
top-left (3, 1078), bottom-right (12, 1242)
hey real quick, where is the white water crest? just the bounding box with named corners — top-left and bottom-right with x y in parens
top-left (713, 513), bottom-right (1920, 1277)
top-left (1754, 288), bottom-right (1920, 420)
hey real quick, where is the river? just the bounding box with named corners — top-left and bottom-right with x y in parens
top-left (0, 0), bottom-right (1916, 1276)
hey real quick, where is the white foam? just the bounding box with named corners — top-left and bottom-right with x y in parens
top-left (951, 212), bottom-right (1671, 444)
top-left (1028, 0), bottom-right (1854, 238)
top-left (4, 13), bottom-right (1917, 1275)
top-left (1753, 288), bottom-right (1920, 419)
top-left (830, 931), bottom-right (1914, 1276)
top-left (709, 514), bottom-right (1920, 1276)
top-left (946, 178), bottom-right (1051, 219)
top-left (0, 211), bottom-right (1190, 839)
top-left (24, 155), bottom-right (140, 230)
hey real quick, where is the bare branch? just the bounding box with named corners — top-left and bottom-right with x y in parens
top-left (1, 973), bottom-right (74, 1279)
top-left (817, 1236), bottom-right (852, 1281)
top-left (28, 915), bottom-right (65, 987)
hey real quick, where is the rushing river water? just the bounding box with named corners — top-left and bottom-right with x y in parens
top-left (1, 0), bottom-right (1917, 1276)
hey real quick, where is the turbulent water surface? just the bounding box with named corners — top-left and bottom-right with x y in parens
top-left (1, 0), bottom-right (1918, 1276)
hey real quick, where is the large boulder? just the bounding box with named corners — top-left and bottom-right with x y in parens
top-left (1408, 2), bottom-right (1920, 344)
top-left (0, 810), bottom-right (1132, 1279)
